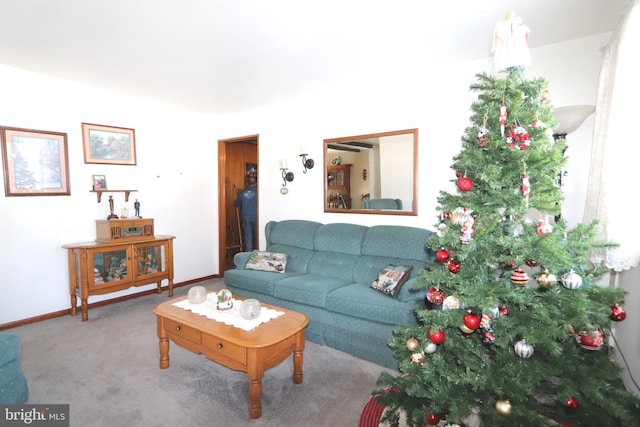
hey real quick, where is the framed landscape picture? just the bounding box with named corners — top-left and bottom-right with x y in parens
top-left (0, 126), bottom-right (70, 196)
top-left (82, 123), bottom-right (136, 165)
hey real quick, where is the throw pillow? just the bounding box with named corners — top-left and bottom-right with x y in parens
top-left (371, 264), bottom-right (413, 296)
top-left (245, 250), bottom-right (287, 273)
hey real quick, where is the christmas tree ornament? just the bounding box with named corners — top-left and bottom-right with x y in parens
top-left (457, 174), bottom-right (474, 192)
top-left (514, 339), bottom-right (534, 358)
top-left (477, 113), bottom-right (490, 147)
top-left (463, 311), bottom-right (482, 330)
top-left (566, 396), bottom-right (579, 410)
top-left (450, 207), bottom-right (465, 225)
top-left (510, 268), bottom-right (529, 286)
top-left (561, 269), bottom-right (583, 290)
top-left (495, 399), bottom-right (512, 415)
top-left (424, 342), bottom-right (438, 354)
top-left (522, 165), bottom-right (530, 207)
top-left (406, 338), bottom-right (420, 351)
top-left (442, 295), bottom-right (460, 310)
top-left (448, 259), bottom-right (461, 274)
top-left (456, 208), bottom-right (475, 226)
top-left (436, 248), bottom-right (450, 263)
top-left (537, 216), bottom-right (553, 235)
top-left (535, 269), bottom-right (557, 288)
top-left (506, 124), bottom-right (531, 150)
top-left (524, 258), bottom-right (538, 267)
top-left (426, 287), bottom-right (446, 305)
top-left (483, 331), bottom-right (496, 344)
top-left (460, 324), bottom-right (475, 334)
top-left (436, 222), bottom-right (448, 237)
top-left (499, 103), bottom-right (508, 137)
top-left (460, 218), bottom-right (475, 244)
top-left (576, 331), bottom-right (603, 350)
top-left (428, 330), bottom-right (446, 345)
top-left (499, 305), bottom-right (509, 316)
top-left (610, 304), bottom-right (627, 322)
top-left (425, 413), bottom-right (440, 425)
top-left (411, 351), bottom-right (425, 366)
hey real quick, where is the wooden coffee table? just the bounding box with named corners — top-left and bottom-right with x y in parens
top-left (153, 296), bottom-right (309, 418)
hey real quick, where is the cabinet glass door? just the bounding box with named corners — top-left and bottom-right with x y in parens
top-left (135, 242), bottom-right (165, 279)
top-left (93, 248), bottom-right (129, 284)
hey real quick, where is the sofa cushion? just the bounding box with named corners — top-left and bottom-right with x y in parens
top-left (313, 223), bottom-right (367, 254)
top-left (308, 252), bottom-right (360, 281)
top-left (362, 225), bottom-right (431, 261)
top-left (325, 283), bottom-right (419, 325)
top-left (223, 269), bottom-right (303, 297)
top-left (370, 264), bottom-right (413, 296)
top-left (266, 244), bottom-right (315, 273)
top-left (273, 274), bottom-right (352, 308)
top-left (245, 250), bottom-right (287, 273)
top-left (266, 219), bottom-right (322, 249)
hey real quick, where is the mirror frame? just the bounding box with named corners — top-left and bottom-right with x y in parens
top-left (324, 128), bottom-right (418, 216)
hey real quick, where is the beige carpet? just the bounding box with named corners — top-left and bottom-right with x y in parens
top-left (11, 279), bottom-right (394, 427)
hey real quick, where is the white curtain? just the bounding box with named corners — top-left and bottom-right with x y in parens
top-left (584, 0), bottom-right (640, 272)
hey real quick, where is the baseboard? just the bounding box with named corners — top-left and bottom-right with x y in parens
top-left (0, 275), bottom-right (220, 331)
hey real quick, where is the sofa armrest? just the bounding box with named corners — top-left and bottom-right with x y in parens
top-left (233, 251), bottom-right (252, 269)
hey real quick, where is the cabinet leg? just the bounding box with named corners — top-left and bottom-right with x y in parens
top-left (70, 295), bottom-right (77, 317)
top-left (168, 279), bottom-right (174, 297)
top-left (81, 298), bottom-right (88, 321)
top-left (156, 281), bottom-right (162, 294)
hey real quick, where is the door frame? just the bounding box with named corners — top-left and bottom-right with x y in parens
top-left (218, 135), bottom-right (259, 275)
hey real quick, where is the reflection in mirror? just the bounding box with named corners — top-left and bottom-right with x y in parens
top-left (324, 129), bottom-right (418, 215)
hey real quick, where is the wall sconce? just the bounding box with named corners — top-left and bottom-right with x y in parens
top-left (299, 147), bottom-right (314, 173)
top-left (280, 159), bottom-right (294, 194)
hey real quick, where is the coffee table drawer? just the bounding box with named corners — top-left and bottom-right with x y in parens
top-left (203, 334), bottom-right (246, 366)
top-left (163, 318), bottom-right (201, 344)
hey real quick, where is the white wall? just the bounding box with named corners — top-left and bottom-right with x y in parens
top-left (0, 33), bottom-right (624, 335)
top-left (0, 65), bottom-right (219, 324)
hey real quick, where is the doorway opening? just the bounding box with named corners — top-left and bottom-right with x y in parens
top-left (218, 135), bottom-right (258, 273)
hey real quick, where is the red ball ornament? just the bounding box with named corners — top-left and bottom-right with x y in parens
top-left (566, 396), bottom-right (579, 410)
top-left (426, 287), bottom-right (446, 304)
top-left (463, 312), bottom-right (481, 331)
top-left (457, 176), bottom-right (473, 192)
top-left (578, 332), bottom-right (594, 347)
top-left (436, 249), bottom-right (450, 263)
top-left (426, 413), bottom-right (440, 425)
top-left (429, 330), bottom-right (445, 345)
top-left (499, 306), bottom-right (509, 316)
top-left (610, 304), bottom-right (627, 322)
top-left (448, 259), bottom-right (461, 274)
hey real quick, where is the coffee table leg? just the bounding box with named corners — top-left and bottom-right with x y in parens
top-left (157, 318), bottom-right (170, 369)
top-left (293, 330), bottom-right (305, 384)
top-left (247, 350), bottom-right (264, 419)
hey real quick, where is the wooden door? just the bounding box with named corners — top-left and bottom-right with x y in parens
top-left (218, 136), bottom-right (258, 273)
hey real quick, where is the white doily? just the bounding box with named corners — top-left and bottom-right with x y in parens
top-left (172, 295), bottom-right (284, 331)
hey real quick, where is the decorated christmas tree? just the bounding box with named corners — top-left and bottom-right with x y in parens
top-left (373, 12), bottom-right (640, 427)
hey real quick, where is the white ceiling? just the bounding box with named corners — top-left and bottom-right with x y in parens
top-left (0, 0), bottom-right (628, 115)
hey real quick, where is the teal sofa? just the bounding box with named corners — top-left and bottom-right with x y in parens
top-left (223, 220), bottom-right (433, 369)
top-left (0, 333), bottom-right (28, 404)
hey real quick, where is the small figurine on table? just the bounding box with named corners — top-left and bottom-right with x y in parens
top-left (134, 199), bottom-right (141, 217)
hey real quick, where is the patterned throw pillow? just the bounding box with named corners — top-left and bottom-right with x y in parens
top-left (245, 251), bottom-right (287, 273)
top-left (371, 264), bottom-right (413, 296)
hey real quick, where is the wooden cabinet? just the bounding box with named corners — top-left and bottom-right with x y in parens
top-left (327, 164), bottom-right (352, 209)
top-left (63, 236), bottom-right (175, 321)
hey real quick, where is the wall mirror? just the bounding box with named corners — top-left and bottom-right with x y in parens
top-left (324, 128), bottom-right (418, 216)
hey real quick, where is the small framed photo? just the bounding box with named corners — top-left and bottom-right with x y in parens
top-left (92, 175), bottom-right (107, 190)
top-left (1, 126), bottom-right (70, 196)
top-left (82, 123), bottom-right (136, 165)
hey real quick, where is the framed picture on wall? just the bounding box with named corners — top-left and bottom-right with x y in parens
top-left (0, 126), bottom-right (70, 196)
top-left (92, 175), bottom-right (107, 190)
top-left (82, 123), bottom-right (136, 165)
